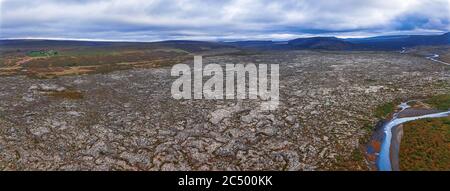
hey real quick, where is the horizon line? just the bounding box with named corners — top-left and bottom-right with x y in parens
top-left (1, 32), bottom-right (448, 43)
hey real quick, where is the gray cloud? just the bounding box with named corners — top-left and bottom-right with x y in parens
top-left (1, 0), bottom-right (449, 41)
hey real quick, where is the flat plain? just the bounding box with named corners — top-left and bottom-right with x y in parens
top-left (0, 41), bottom-right (449, 170)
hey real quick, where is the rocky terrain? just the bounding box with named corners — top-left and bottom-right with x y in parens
top-left (0, 50), bottom-right (449, 170)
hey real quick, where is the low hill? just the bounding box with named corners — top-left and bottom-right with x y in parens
top-left (287, 37), bottom-right (355, 50)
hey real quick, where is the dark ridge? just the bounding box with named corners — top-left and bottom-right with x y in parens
top-left (1, 32), bottom-right (449, 51)
top-left (287, 37), bottom-right (355, 50)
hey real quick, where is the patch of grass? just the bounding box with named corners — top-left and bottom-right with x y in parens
top-left (364, 78), bottom-right (377, 84)
top-left (59, 49), bottom-right (117, 57)
top-left (399, 117), bottom-right (450, 170)
top-left (442, 118), bottom-right (450, 125)
top-left (332, 146), bottom-right (369, 171)
top-left (27, 50), bottom-right (58, 57)
top-left (46, 90), bottom-right (84, 100)
top-left (425, 94), bottom-right (450, 111)
top-left (374, 101), bottom-right (396, 118)
top-left (362, 122), bottom-right (373, 132)
top-left (359, 122), bottom-right (374, 145)
top-left (351, 148), bottom-right (364, 162)
top-left (24, 50), bottom-right (187, 68)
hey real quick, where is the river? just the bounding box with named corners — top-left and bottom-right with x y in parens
top-left (425, 54), bottom-right (450, 66)
top-left (377, 102), bottom-right (450, 171)
top-left (374, 51), bottom-right (450, 171)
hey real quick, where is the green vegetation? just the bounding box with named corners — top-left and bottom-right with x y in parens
top-left (1, 41), bottom-right (244, 78)
top-left (350, 148), bottom-right (365, 163)
top-left (361, 123), bottom-right (374, 146)
top-left (0, 47), bottom-right (191, 78)
top-left (374, 101), bottom-right (396, 118)
top-left (331, 121), bottom-right (373, 171)
top-left (362, 122), bottom-right (373, 132)
top-left (27, 50), bottom-right (58, 57)
top-left (332, 147), bottom-right (368, 171)
top-left (399, 116), bottom-right (450, 171)
top-left (24, 49), bottom-right (188, 68)
top-left (57, 48), bottom-right (125, 57)
top-left (425, 94), bottom-right (450, 110)
top-left (364, 78), bottom-right (377, 84)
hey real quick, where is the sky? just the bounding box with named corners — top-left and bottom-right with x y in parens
top-left (1, 0), bottom-right (449, 41)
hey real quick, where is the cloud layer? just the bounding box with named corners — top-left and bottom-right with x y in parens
top-left (1, 0), bottom-right (449, 41)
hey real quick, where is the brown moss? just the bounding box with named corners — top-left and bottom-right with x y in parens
top-left (399, 116), bottom-right (450, 170)
top-left (46, 90), bottom-right (84, 100)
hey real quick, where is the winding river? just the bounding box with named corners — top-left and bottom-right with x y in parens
top-left (377, 102), bottom-right (450, 171)
top-left (426, 54), bottom-right (450, 66)
top-left (375, 51), bottom-right (450, 171)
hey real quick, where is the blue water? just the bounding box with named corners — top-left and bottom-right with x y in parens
top-left (426, 54), bottom-right (450, 66)
top-left (377, 103), bottom-right (450, 171)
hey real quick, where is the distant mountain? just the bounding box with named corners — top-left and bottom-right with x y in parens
top-left (287, 37), bottom-right (355, 50)
top-left (0, 39), bottom-right (119, 47)
top-left (223, 37), bottom-right (355, 50)
top-left (224, 32), bottom-right (450, 51)
top-left (224, 40), bottom-right (274, 47)
top-left (223, 41), bottom-right (290, 50)
top-left (344, 32), bottom-right (450, 50)
top-left (0, 39), bottom-right (236, 53)
top-left (153, 40), bottom-right (235, 52)
top-left (1, 32), bottom-right (449, 52)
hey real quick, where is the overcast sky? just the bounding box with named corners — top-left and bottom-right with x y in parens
top-left (1, 0), bottom-right (449, 41)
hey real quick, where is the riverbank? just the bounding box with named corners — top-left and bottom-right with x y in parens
top-left (426, 54), bottom-right (450, 66)
top-left (390, 124), bottom-right (403, 171)
top-left (366, 94), bottom-right (450, 171)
